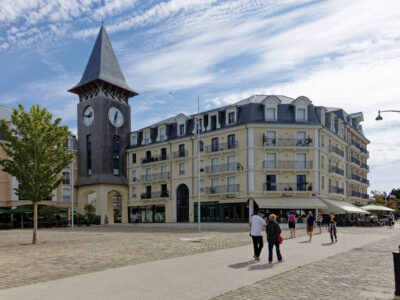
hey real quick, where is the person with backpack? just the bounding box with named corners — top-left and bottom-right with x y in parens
top-left (288, 211), bottom-right (296, 238)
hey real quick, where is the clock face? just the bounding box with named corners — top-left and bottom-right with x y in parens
top-left (83, 106), bottom-right (94, 126)
top-left (108, 107), bottom-right (124, 127)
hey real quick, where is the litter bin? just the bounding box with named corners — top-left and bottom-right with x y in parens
top-left (393, 248), bottom-right (400, 296)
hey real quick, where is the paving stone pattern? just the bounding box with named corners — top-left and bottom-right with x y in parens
top-left (213, 228), bottom-right (398, 300)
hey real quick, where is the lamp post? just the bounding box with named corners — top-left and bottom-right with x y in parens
top-left (375, 110), bottom-right (400, 121)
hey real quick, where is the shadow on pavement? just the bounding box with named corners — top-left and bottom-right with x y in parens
top-left (229, 260), bottom-right (257, 269)
top-left (298, 240), bottom-right (311, 243)
top-left (248, 263), bottom-right (275, 271)
top-left (321, 242), bottom-right (334, 246)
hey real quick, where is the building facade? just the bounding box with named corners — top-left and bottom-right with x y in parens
top-left (0, 104), bottom-right (78, 215)
top-left (126, 96), bottom-right (370, 223)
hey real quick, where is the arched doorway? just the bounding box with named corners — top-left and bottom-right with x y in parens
top-left (176, 184), bottom-right (189, 222)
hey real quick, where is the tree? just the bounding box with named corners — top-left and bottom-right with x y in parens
top-left (40, 205), bottom-right (61, 227)
top-left (84, 203), bottom-right (96, 223)
top-left (0, 105), bottom-right (73, 244)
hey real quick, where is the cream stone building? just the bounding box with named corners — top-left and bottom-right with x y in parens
top-left (0, 105), bottom-right (78, 218)
top-left (126, 95), bottom-right (370, 223)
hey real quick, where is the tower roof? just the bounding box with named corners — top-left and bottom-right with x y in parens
top-left (69, 25), bottom-right (137, 96)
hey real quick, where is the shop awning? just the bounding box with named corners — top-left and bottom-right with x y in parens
top-left (361, 205), bottom-right (395, 212)
top-left (254, 197), bottom-right (327, 209)
top-left (321, 199), bottom-right (368, 214)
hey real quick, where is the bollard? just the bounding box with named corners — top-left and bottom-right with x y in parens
top-left (393, 245), bottom-right (400, 296)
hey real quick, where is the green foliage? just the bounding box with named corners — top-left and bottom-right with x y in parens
top-left (84, 203), bottom-right (96, 216)
top-left (0, 104), bottom-right (73, 203)
top-left (370, 190), bottom-right (400, 214)
top-left (40, 205), bottom-right (61, 227)
top-left (73, 212), bottom-right (86, 226)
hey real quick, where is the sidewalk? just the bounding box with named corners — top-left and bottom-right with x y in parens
top-left (0, 230), bottom-right (389, 300)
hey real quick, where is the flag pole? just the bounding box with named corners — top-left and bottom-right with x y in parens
top-left (197, 96), bottom-right (201, 232)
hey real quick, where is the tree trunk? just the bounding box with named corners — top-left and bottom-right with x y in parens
top-left (33, 201), bottom-right (38, 244)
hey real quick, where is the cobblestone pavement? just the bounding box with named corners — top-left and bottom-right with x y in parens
top-left (0, 225), bottom-right (395, 294)
top-left (213, 227), bottom-right (399, 300)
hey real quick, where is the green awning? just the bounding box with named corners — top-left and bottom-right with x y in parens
top-left (0, 208), bottom-right (11, 214)
top-left (10, 207), bottom-right (33, 213)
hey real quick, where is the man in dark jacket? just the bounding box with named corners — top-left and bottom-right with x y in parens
top-left (266, 213), bottom-right (283, 264)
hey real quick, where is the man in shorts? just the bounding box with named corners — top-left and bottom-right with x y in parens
top-left (306, 211), bottom-right (316, 241)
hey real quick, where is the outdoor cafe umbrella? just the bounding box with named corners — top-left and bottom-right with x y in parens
top-left (10, 207), bottom-right (33, 228)
top-left (360, 205), bottom-right (395, 212)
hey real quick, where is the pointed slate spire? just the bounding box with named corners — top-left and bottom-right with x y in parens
top-left (69, 25), bottom-right (137, 97)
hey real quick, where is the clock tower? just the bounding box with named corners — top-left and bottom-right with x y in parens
top-left (69, 25), bottom-right (138, 224)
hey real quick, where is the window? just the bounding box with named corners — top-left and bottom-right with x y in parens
top-left (161, 166), bottom-right (168, 179)
top-left (228, 155), bottom-right (236, 171)
top-left (179, 124), bottom-right (185, 135)
top-left (321, 156), bottom-right (325, 169)
top-left (161, 148), bottom-right (167, 160)
top-left (87, 135), bottom-right (92, 176)
top-left (146, 168), bottom-right (152, 181)
top-left (132, 153), bottom-right (136, 164)
top-left (297, 108), bottom-right (306, 121)
top-left (211, 158), bottom-right (220, 173)
top-left (199, 160), bottom-right (205, 172)
top-left (265, 153), bottom-right (276, 169)
top-left (62, 172), bottom-right (70, 185)
top-left (321, 135), bottom-right (325, 147)
top-left (211, 115), bottom-right (217, 130)
top-left (322, 176), bottom-right (325, 190)
top-left (161, 184), bottom-right (168, 197)
top-left (159, 127), bottom-right (166, 141)
top-left (266, 108), bottom-right (276, 120)
top-left (198, 140), bottom-right (204, 152)
top-left (228, 134), bottom-right (236, 149)
top-left (297, 175), bottom-right (307, 191)
top-left (62, 189), bottom-right (70, 203)
top-left (296, 131), bottom-right (306, 146)
top-left (144, 131), bottom-right (150, 144)
top-left (198, 119), bottom-right (203, 132)
top-left (200, 179), bottom-right (205, 192)
top-left (228, 112), bottom-right (235, 124)
top-left (132, 187), bottom-right (137, 198)
top-left (227, 176), bottom-right (236, 192)
top-left (295, 153), bottom-right (306, 169)
top-left (211, 178), bottom-right (220, 193)
top-left (131, 134), bottom-right (137, 146)
top-left (179, 163), bottom-right (185, 175)
top-left (132, 170), bottom-right (137, 182)
top-left (113, 135), bottom-right (120, 176)
top-left (265, 175), bottom-right (276, 191)
top-left (265, 131), bottom-right (276, 146)
top-left (211, 137), bottom-right (219, 152)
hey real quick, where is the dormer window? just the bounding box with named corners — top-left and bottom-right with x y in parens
top-left (228, 112), bottom-right (235, 124)
top-left (179, 124), bottom-right (185, 136)
top-left (226, 108), bottom-right (236, 125)
top-left (143, 130), bottom-right (151, 145)
top-left (266, 108), bottom-right (276, 120)
top-left (131, 133), bottom-right (137, 146)
top-left (157, 126), bottom-right (166, 142)
top-left (296, 108), bottom-right (306, 121)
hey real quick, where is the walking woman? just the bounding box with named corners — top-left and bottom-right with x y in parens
top-left (317, 213), bottom-right (323, 234)
top-left (328, 212), bottom-right (337, 243)
top-left (266, 214), bottom-right (283, 264)
top-left (288, 211), bottom-right (296, 238)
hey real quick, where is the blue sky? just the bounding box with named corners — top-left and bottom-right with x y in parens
top-left (1, 0), bottom-right (400, 193)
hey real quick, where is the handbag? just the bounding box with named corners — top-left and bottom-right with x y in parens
top-left (277, 223), bottom-right (283, 244)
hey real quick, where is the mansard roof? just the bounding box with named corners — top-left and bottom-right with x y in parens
top-left (69, 25), bottom-right (136, 96)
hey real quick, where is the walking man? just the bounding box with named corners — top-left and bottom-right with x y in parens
top-left (388, 212), bottom-right (395, 228)
top-left (306, 211), bottom-right (316, 241)
top-left (249, 210), bottom-right (267, 262)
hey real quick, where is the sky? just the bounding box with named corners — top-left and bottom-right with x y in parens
top-left (0, 0), bottom-right (400, 193)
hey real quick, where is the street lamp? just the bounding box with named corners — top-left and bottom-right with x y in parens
top-left (375, 110), bottom-right (400, 121)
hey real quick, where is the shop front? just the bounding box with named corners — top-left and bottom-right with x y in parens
top-left (194, 201), bottom-right (220, 222)
top-left (129, 205), bottom-right (165, 223)
top-left (220, 201), bottom-right (249, 223)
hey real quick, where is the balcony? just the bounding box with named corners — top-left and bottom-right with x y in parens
top-left (362, 178), bottom-right (369, 185)
top-left (140, 172), bottom-right (170, 182)
top-left (205, 163), bottom-right (243, 174)
top-left (362, 193), bottom-right (369, 199)
top-left (360, 147), bottom-right (369, 156)
top-left (351, 191), bottom-right (361, 198)
top-left (264, 183), bottom-right (313, 192)
top-left (141, 154), bottom-right (168, 164)
top-left (351, 140), bottom-right (361, 150)
top-left (361, 163), bottom-right (369, 171)
top-left (351, 157), bottom-right (360, 165)
top-left (263, 137), bottom-right (312, 147)
top-left (172, 150), bottom-right (188, 159)
top-left (205, 184), bottom-right (239, 194)
top-left (329, 166), bottom-right (344, 176)
top-left (329, 145), bottom-right (344, 157)
top-left (351, 174), bottom-right (361, 182)
top-left (329, 186), bottom-right (344, 194)
top-left (263, 160), bottom-right (313, 170)
top-left (140, 191), bottom-right (170, 199)
top-left (205, 141), bottom-right (239, 153)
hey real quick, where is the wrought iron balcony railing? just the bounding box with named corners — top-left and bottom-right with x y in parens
top-left (263, 138), bottom-right (312, 147)
top-left (205, 163), bottom-right (243, 174)
top-left (205, 141), bottom-right (239, 153)
top-left (362, 193), bottom-right (369, 199)
top-left (351, 174), bottom-right (361, 182)
top-left (140, 191), bottom-right (170, 199)
top-left (329, 145), bottom-right (344, 157)
top-left (172, 150), bottom-right (188, 159)
top-left (264, 183), bottom-right (313, 192)
top-left (361, 163), bottom-right (369, 171)
top-left (362, 178), bottom-right (369, 185)
top-left (329, 186), bottom-right (344, 194)
top-left (329, 166), bottom-right (344, 176)
top-left (351, 191), bottom-right (361, 197)
top-left (141, 172), bottom-right (170, 182)
top-left (263, 160), bottom-right (313, 170)
top-left (351, 140), bottom-right (361, 150)
top-left (141, 154), bottom-right (168, 164)
top-left (351, 157), bottom-right (360, 165)
top-left (205, 184), bottom-right (239, 194)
